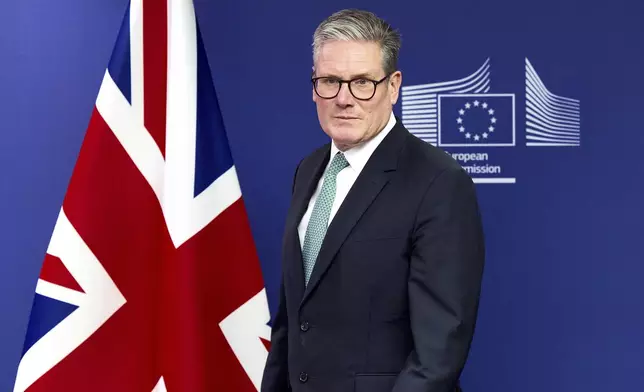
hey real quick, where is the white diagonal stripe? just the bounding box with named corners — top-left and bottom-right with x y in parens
top-left (14, 209), bottom-right (126, 392)
top-left (35, 280), bottom-right (85, 308)
top-left (164, 0), bottom-right (199, 248)
top-left (96, 70), bottom-right (165, 203)
top-left (220, 289), bottom-right (272, 391)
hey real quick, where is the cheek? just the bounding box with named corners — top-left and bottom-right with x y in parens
top-left (362, 103), bottom-right (377, 122)
top-left (314, 100), bottom-right (328, 114)
top-left (315, 97), bottom-right (329, 108)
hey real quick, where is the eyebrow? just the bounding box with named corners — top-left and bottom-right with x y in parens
top-left (318, 72), bottom-right (380, 80)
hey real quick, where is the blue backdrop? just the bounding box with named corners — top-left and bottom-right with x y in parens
top-left (2, 0), bottom-right (644, 391)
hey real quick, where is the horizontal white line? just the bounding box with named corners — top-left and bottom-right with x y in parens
top-left (473, 178), bottom-right (516, 184)
top-left (402, 109), bottom-right (437, 115)
top-left (405, 123), bottom-right (437, 128)
top-left (403, 119), bottom-right (438, 124)
top-left (402, 114), bottom-right (438, 120)
top-left (402, 95), bottom-right (438, 102)
top-left (401, 104), bottom-right (437, 110)
top-left (527, 107), bottom-right (580, 126)
top-left (401, 99), bottom-right (438, 106)
top-left (440, 143), bottom-right (515, 147)
top-left (526, 91), bottom-right (581, 119)
top-left (526, 133), bottom-right (579, 143)
top-left (438, 93), bottom-right (514, 98)
top-left (526, 142), bottom-right (580, 147)
top-left (526, 127), bottom-right (579, 141)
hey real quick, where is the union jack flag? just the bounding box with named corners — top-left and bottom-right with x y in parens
top-left (13, 0), bottom-right (270, 391)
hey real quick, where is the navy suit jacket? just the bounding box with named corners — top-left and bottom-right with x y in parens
top-left (261, 119), bottom-right (485, 392)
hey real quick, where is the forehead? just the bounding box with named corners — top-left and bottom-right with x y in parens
top-left (314, 40), bottom-right (383, 77)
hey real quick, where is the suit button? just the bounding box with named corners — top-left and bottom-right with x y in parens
top-left (300, 321), bottom-right (309, 332)
top-left (299, 372), bottom-right (308, 383)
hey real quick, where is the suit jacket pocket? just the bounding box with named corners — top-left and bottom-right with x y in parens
top-left (354, 373), bottom-right (398, 392)
top-left (346, 234), bottom-right (406, 243)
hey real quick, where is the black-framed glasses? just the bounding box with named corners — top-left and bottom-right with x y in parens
top-left (311, 74), bottom-right (390, 101)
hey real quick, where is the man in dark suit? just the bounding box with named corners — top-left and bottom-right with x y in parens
top-left (261, 8), bottom-right (485, 392)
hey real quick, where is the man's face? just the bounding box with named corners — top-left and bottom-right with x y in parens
top-left (313, 40), bottom-right (402, 151)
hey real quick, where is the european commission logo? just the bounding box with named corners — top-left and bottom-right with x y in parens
top-left (401, 58), bottom-right (581, 184)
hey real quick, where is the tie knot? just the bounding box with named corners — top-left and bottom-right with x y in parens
top-left (326, 152), bottom-right (349, 177)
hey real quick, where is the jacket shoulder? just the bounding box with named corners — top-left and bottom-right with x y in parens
top-left (400, 130), bottom-right (467, 181)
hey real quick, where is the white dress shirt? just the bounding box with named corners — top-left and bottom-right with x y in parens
top-left (298, 112), bottom-right (397, 249)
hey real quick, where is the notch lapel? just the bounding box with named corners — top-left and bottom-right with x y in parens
top-left (300, 122), bottom-right (407, 308)
top-left (283, 146), bottom-right (330, 301)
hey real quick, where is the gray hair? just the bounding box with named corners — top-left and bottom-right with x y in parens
top-left (312, 9), bottom-right (401, 76)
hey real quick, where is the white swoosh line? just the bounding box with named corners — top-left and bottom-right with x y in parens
top-left (526, 99), bottom-right (580, 127)
top-left (526, 121), bottom-right (580, 139)
top-left (526, 79), bottom-right (580, 119)
top-left (401, 58), bottom-right (491, 95)
top-left (401, 73), bottom-right (490, 105)
top-left (14, 209), bottom-right (126, 392)
top-left (525, 129), bottom-right (579, 142)
top-left (526, 59), bottom-right (580, 105)
top-left (525, 58), bottom-right (580, 146)
top-left (526, 107), bottom-right (580, 131)
top-left (526, 135), bottom-right (580, 144)
top-left (526, 76), bottom-right (580, 114)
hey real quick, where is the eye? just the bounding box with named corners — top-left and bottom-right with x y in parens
top-left (321, 77), bottom-right (339, 85)
top-left (353, 79), bottom-right (369, 86)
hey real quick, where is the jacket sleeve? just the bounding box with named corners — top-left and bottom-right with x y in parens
top-left (261, 159), bottom-right (303, 392)
top-left (393, 167), bottom-right (485, 392)
top-left (260, 276), bottom-right (290, 392)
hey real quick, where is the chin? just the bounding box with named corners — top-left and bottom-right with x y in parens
top-left (328, 128), bottom-right (364, 149)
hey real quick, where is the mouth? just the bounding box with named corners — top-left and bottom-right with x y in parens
top-left (335, 116), bottom-right (360, 120)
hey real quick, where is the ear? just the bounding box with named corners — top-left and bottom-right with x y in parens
top-left (312, 65), bottom-right (317, 102)
top-left (388, 70), bottom-right (402, 105)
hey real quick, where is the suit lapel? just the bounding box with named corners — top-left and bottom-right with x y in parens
top-left (283, 146), bottom-right (330, 301)
top-left (300, 121), bottom-right (407, 307)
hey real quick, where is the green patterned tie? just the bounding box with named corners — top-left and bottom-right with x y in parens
top-left (302, 152), bottom-right (349, 286)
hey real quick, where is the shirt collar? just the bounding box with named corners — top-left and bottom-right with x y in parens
top-left (330, 111), bottom-right (396, 173)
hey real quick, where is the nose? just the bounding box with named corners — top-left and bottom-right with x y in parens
top-left (335, 82), bottom-right (354, 107)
